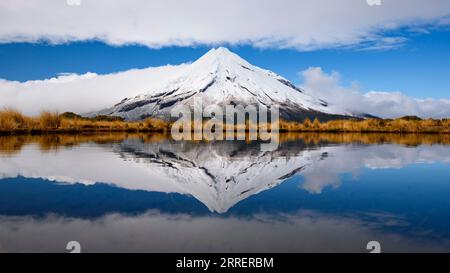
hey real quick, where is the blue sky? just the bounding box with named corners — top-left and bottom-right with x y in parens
top-left (1, 28), bottom-right (449, 99)
top-left (0, 0), bottom-right (449, 118)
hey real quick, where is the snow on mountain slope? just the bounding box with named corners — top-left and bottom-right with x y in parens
top-left (92, 47), bottom-right (353, 121)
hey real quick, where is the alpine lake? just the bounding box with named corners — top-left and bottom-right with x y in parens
top-left (0, 132), bottom-right (449, 253)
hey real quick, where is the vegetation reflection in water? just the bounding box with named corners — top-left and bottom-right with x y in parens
top-left (0, 132), bottom-right (449, 252)
top-left (1, 132), bottom-right (450, 155)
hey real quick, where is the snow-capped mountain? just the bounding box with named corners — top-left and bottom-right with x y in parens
top-left (92, 47), bottom-right (355, 121)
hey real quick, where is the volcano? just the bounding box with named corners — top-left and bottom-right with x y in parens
top-left (93, 47), bottom-right (359, 121)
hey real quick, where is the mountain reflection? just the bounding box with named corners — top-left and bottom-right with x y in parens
top-left (1, 133), bottom-right (450, 253)
top-left (1, 133), bottom-right (449, 213)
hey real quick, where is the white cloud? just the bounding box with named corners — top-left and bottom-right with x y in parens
top-left (0, 0), bottom-right (449, 50)
top-left (0, 64), bottom-right (186, 115)
top-left (0, 211), bottom-right (448, 252)
top-left (1, 63), bottom-right (448, 118)
top-left (300, 67), bottom-right (450, 118)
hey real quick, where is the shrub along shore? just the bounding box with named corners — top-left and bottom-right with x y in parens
top-left (0, 109), bottom-right (169, 134)
top-left (279, 116), bottom-right (450, 134)
top-left (0, 108), bottom-right (449, 135)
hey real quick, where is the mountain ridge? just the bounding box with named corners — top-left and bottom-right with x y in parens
top-left (91, 47), bottom-right (363, 121)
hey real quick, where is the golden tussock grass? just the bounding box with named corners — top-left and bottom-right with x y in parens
top-left (0, 108), bottom-right (31, 131)
top-left (39, 111), bottom-right (62, 129)
top-left (279, 117), bottom-right (450, 134)
top-left (0, 109), bottom-right (171, 133)
top-left (1, 109), bottom-right (449, 134)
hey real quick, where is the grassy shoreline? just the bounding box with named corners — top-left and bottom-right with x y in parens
top-left (0, 109), bottom-right (170, 134)
top-left (1, 108), bottom-right (449, 135)
top-left (279, 117), bottom-right (450, 134)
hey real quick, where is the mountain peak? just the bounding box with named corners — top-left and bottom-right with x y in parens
top-left (212, 46), bottom-right (232, 54)
top-left (205, 47), bottom-right (234, 57)
top-left (92, 48), bottom-right (355, 121)
top-left (193, 47), bottom-right (249, 69)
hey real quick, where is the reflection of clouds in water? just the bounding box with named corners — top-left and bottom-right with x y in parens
top-left (362, 144), bottom-right (450, 169)
top-left (300, 144), bottom-right (450, 194)
top-left (360, 212), bottom-right (409, 228)
top-left (301, 171), bottom-right (342, 194)
top-left (0, 141), bottom-right (449, 211)
top-left (0, 211), bottom-right (448, 253)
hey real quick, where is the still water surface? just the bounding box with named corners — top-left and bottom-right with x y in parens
top-left (0, 133), bottom-right (449, 252)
